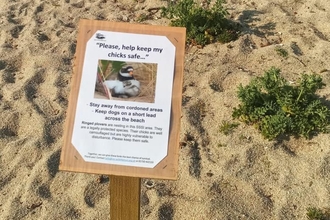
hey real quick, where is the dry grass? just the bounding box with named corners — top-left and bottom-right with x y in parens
top-left (132, 62), bottom-right (157, 103)
top-left (94, 61), bottom-right (157, 103)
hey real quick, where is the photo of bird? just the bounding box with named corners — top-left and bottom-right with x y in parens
top-left (94, 60), bottom-right (157, 103)
top-left (104, 66), bottom-right (141, 98)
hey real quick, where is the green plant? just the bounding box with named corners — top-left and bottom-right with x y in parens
top-left (232, 67), bottom-right (330, 140)
top-left (136, 13), bottom-right (149, 22)
top-left (219, 121), bottom-right (239, 135)
top-left (98, 60), bottom-right (126, 80)
top-left (275, 46), bottom-right (288, 58)
top-left (161, 0), bottom-right (239, 46)
top-left (96, 60), bottom-right (127, 99)
top-left (307, 207), bottom-right (330, 220)
top-left (110, 61), bottom-right (127, 76)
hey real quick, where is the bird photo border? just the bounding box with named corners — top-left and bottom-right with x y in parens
top-left (94, 60), bottom-right (157, 103)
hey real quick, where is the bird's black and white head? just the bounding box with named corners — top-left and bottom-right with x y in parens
top-left (118, 66), bottom-right (134, 81)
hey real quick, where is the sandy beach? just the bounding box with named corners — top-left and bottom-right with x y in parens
top-left (1, 0), bottom-right (330, 219)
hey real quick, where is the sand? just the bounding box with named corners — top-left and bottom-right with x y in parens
top-left (1, 0), bottom-right (330, 219)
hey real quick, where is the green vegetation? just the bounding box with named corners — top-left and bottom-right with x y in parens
top-left (98, 60), bottom-right (126, 80)
top-left (161, 0), bottom-right (239, 46)
top-left (219, 121), bottom-right (239, 135)
top-left (96, 60), bottom-right (127, 99)
top-left (232, 67), bottom-right (330, 140)
top-left (136, 13), bottom-right (150, 22)
top-left (275, 46), bottom-right (288, 58)
top-left (307, 207), bottom-right (330, 220)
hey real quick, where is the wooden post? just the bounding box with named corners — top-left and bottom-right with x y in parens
top-left (110, 176), bottom-right (141, 220)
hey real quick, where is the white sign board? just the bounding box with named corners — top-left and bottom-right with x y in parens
top-left (60, 19), bottom-right (185, 179)
top-left (72, 31), bottom-right (175, 168)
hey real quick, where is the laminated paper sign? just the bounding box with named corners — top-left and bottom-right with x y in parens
top-left (59, 19), bottom-right (186, 179)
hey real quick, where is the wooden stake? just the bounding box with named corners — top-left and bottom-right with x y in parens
top-left (110, 176), bottom-right (141, 220)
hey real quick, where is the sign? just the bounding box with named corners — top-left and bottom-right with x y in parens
top-left (73, 31), bottom-right (175, 168)
top-left (59, 19), bottom-right (185, 179)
